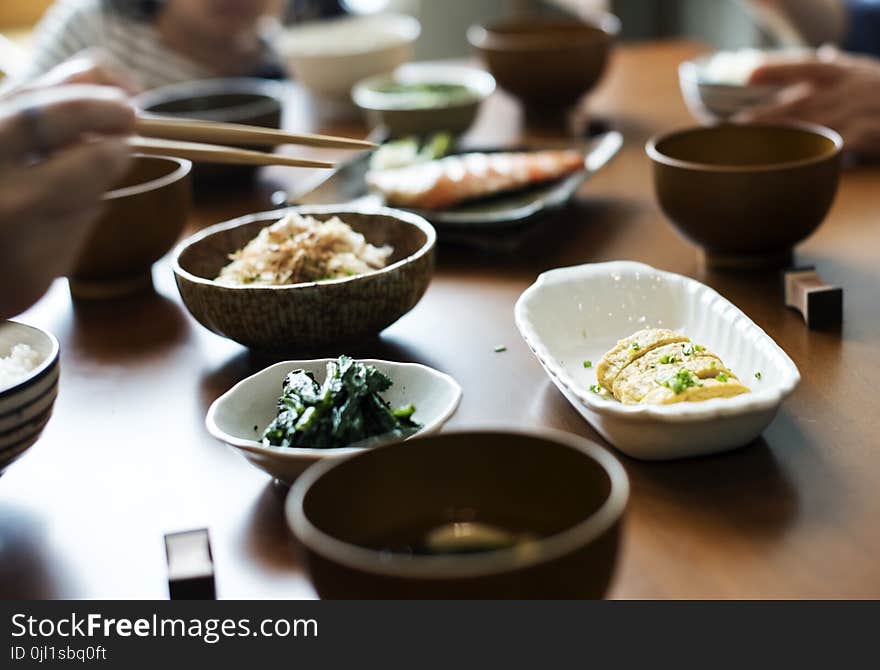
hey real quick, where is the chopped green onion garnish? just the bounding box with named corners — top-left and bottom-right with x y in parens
top-left (589, 384), bottom-right (605, 394)
top-left (659, 354), bottom-right (677, 365)
top-left (755, 372), bottom-right (762, 380)
top-left (583, 360), bottom-right (592, 368)
top-left (694, 344), bottom-right (705, 352)
top-left (662, 368), bottom-right (699, 394)
top-left (631, 342), bottom-right (641, 351)
top-left (716, 372), bottom-right (729, 383)
top-left (494, 345), bottom-right (507, 353)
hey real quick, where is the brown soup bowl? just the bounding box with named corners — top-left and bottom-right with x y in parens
top-left (135, 78), bottom-right (284, 190)
top-left (468, 15), bottom-right (619, 114)
top-left (647, 123), bottom-right (843, 269)
top-left (70, 155), bottom-right (192, 299)
top-left (173, 206), bottom-right (436, 352)
top-left (286, 429), bottom-right (629, 599)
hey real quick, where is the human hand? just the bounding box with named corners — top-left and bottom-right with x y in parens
top-left (0, 85), bottom-right (135, 318)
top-left (739, 50), bottom-right (880, 155)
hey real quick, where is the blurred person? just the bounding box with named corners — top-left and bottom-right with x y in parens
top-left (16, 0), bottom-right (284, 92)
top-left (740, 48), bottom-right (880, 155)
top-left (0, 83), bottom-right (135, 318)
top-left (732, 2), bottom-right (880, 155)
top-left (741, 1), bottom-right (880, 55)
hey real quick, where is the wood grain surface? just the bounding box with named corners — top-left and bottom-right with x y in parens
top-left (3, 42), bottom-right (878, 599)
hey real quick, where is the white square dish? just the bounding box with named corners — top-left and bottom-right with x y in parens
top-left (514, 261), bottom-right (800, 460)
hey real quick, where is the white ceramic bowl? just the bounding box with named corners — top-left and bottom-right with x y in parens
top-left (279, 13), bottom-right (421, 101)
top-left (0, 321), bottom-right (60, 474)
top-left (206, 359), bottom-right (462, 483)
top-left (514, 261), bottom-right (800, 460)
top-left (679, 59), bottom-right (780, 123)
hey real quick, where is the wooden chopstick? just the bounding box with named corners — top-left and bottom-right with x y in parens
top-left (128, 137), bottom-right (335, 169)
top-left (135, 115), bottom-right (377, 150)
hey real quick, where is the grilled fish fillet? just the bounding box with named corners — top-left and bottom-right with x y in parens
top-left (365, 149), bottom-right (585, 210)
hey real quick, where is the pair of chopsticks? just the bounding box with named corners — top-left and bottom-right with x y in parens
top-left (129, 115), bottom-right (376, 169)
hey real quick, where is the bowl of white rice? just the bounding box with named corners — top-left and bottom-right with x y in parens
top-left (679, 48), bottom-right (810, 122)
top-left (0, 321), bottom-right (60, 474)
top-left (172, 206), bottom-right (436, 351)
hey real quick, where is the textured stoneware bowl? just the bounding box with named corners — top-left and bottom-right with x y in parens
top-left (135, 78), bottom-right (283, 188)
top-left (647, 123), bottom-right (842, 269)
top-left (286, 429), bottom-right (629, 599)
top-left (467, 15), bottom-right (619, 114)
top-left (352, 62), bottom-right (495, 138)
top-left (70, 155), bottom-right (192, 299)
top-left (0, 321), bottom-right (60, 475)
top-left (173, 206), bottom-right (436, 351)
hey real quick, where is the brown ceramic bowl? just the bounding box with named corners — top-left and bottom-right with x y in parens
top-left (647, 123), bottom-right (843, 269)
top-left (134, 78), bottom-right (283, 189)
top-left (70, 155), bottom-right (192, 299)
top-left (173, 206), bottom-right (436, 351)
top-left (286, 429), bottom-right (629, 599)
top-left (467, 14), bottom-right (619, 113)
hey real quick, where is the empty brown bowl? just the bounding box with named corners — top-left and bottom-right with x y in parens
top-left (647, 123), bottom-right (843, 269)
top-left (467, 15), bottom-right (619, 115)
top-left (173, 206), bottom-right (436, 351)
top-left (286, 429), bottom-right (629, 599)
top-left (134, 78), bottom-right (283, 189)
top-left (70, 155), bottom-right (192, 299)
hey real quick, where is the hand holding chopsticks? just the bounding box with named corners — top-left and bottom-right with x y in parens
top-left (130, 113), bottom-right (377, 169)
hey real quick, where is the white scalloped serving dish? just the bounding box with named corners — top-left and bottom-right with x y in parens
top-left (514, 261), bottom-right (800, 460)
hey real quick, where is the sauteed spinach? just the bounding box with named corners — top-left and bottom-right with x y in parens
top-left (262, 356), bottom-right (420, 449)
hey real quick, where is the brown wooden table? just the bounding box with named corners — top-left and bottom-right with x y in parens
top-left (3, 41), bottom-right (879, 599)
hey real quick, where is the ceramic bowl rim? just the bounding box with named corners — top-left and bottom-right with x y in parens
top-left (172, 205), bottom-right (436, 291)
top-left (281, 12), bottom-right (421, 59)
top-left (0, 321), bottom-right (60, 401)
top-left (467, 13), bottom-right (620, 52)
top-left (103, 155), bottom-right (192, 201)
top-left (205, 358), bottom-right (463, 458)
top-left (286, 427), bottom-right (629, 579)
top-left (134, 77), bottom-right (285, 122)
top-left (646, 122), bottom-right (843, 173)
top-left (351, 64), bottom-right (496, 112)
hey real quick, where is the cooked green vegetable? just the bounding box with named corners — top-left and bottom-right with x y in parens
top-left (261, 356), bottom-right (420, 450)
top-left (369, 132), bottom-right (454, 170)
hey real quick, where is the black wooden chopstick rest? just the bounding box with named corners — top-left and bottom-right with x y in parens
top-left (164, 528), bottom-right (216, 600)
top-left (783, 266), bottom-right (843, 329)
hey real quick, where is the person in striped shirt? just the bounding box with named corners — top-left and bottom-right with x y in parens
top-left (17, 0), bottom-right (285, 92)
